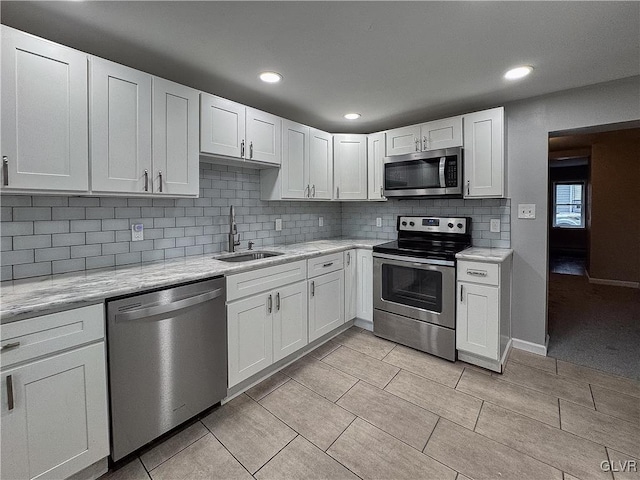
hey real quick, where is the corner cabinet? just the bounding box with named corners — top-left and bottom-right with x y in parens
top-left (456, 251), bottom-right (512, 373)
top-left (1, 26), bottom-right (89, 193)
top-left (200, 93), bottom-right (282, 166)
top-left (333, 134), bottom-right (367, 200)
top-left (0, 304), bottom-right (109, 480)
top-left (463, 107), bottom-right (505, 198)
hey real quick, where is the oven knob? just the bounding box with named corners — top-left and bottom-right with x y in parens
top-left (457, 223), bottom-right (463, 229)
top-left (448, 222), bottom-right (454, 228)
top-left (402, 221), bottom-right (407, 226)
top-left (409, 221), bottom-right (415, 227)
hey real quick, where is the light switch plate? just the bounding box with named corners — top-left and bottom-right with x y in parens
top-left (275, 218), bottom-right (282, 231)
top-left (131, 223), bottom-right (144, 241)
top-left (376, 217), bottom-right (382, 227)
top-left (319, 217), bottom-right (324, 227)
top-left (518, 204), bottom-right (536, 219)
top-left (490, 218), bottom-right (501, 233)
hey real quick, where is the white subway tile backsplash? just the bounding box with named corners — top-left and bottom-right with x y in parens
top-left (13, 235), bottom-right (51, 250)
top-left (52, 258), bottom-right (85, 274)
top-left (35, 246), bottom-right (70, 262)
top-left (52, 207), bottom-right (86, 220)
top-left (13, 207), bottom-right (51, 221)
top-left (13, 262), bottom-right (52, 280)
top-left (52, 233), bottom-right (85, 247)
top-left (34, 221), bottom-right (69, 234)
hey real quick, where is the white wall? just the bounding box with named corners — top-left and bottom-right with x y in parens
top-left (505, 76), bottom-right (640, 346)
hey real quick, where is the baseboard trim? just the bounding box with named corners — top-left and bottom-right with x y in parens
top-left (586, 272), bottom-right (639, 289)
top-left (512, 338), bottom-right (547, 356)
top-left (354, 317), bottom-right (373, 331)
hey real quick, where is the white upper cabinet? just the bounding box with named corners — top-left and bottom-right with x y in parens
top-left (463, 107), bottom-right (505, 198)
top-left (200, 93), bottom-right (281, 166)
top-left (90, 58), bottom-right (153, 194)
top-left (385, 116), bottom-right (463, 157)
top-left (308, 128), bottom-right (333, 200)
top-left (280, 120), bottom-right (309, 199)
top-left (246, 107), bottom-right (281, 165)
top-left (152, 77), bottom-right (200, 196)
top-left (1, 26), bottom-right (89, 192)
top-left (367, 132), bottom-right (385, 200)
top-left (333, 134), bottom-right (367, 200)
top-left (200, 95), bottom-right (245, 159)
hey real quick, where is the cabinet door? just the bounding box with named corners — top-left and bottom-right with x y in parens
top-left (152, 77), bottom-right (199, 196)
top-left (334, 134), bottom-right (367, 200)
top-left (367, 133), bottom-right (385, 200)
top-left (309, 128), bottom-right (333, 200)
top-left (385, 125), bottom-right (420, 156)
top-left (456, 282), bottom-right (499, 360)
top-left (273, 282), bottom-right (308, 362)
top-left (1, 27), bottom-right (89, 192)
top-left (91, 58), bottom-right (152, 193)
top-left (246, 107), bottom-right (281, 165)
top-left (344, 250), bottom-right (357, 321)
top-left (227, 294), bottom-right (273, 387)
top-left (463, 107), bottom-right (504, 198)
top-left (308, 270), bottom-right (344, 342)
top-left (1, 343), bottom-right (109, 480)
top-left (356, 249), bottom-right (373, 322)
top-left (421, 116), bottom-right (463, 151)
top-left (281, 120), bottom-right (309, 199)
top-left (200, 94), bottom-right (245, 158)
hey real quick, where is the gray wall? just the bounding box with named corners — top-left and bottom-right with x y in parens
top-left (505, 76), bottom-right (640, 345)
top-left (0, 163), bottom-right (342, 281)
top-left (342, 198), bottom-right (510, 247)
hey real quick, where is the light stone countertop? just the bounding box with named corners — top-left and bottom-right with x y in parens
top-left (456, 247), bottom-right (514, 263)
top-left (0, 238), bottom-right (385, 324)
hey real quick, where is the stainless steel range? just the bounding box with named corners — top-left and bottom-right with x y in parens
top-left (372, 216), bottom-right (471, 361)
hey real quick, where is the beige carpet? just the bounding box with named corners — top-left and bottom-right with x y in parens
top-left (547, 273), bottom-right (640, 380)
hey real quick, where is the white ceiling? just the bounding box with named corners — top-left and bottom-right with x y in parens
top-left (2, 1), bottom-right (638, 133)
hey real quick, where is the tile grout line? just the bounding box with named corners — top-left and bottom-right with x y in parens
top-left (251, 433), bottom-right (299, 478)
top-left (205, 424), bottom-right (256, 478)
top-left (381, 367), bottom-right (401, 390)
top-left (472, 401), bottom-right (484, 431)
top-left (333, 378), bottom-right (361, 404)
top-left (588, 383), bottom-right (596, 410)
top-left (604, 446), bottom-right (616, 480)
top-left (422, 416), bottom-right (441, 452)
top-left (379, 342), bottom-right (398, 362)
top-left (142, 422), bottom-right (209, 474)
top-left (324, 416), bottom-right (357, 453)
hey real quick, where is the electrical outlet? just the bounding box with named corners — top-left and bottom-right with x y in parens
top-left (490, 219), bottom-right (501, 233)
top-left (131, 223), bottom-right (144, 241)
top-left (319, 217), bottom-right (324, 227)
top-left (376, 217), bottom-right (382, 227)
top-left (275, 218), bottom-right (282, 231)
top-left (518, 204), bottom-right (536, 219)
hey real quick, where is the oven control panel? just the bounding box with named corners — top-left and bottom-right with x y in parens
top-left (397, 216), bottom-right (469, 234)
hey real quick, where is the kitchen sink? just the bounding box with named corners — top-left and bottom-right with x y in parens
top-left (215, 251), bottom-right (284, 262)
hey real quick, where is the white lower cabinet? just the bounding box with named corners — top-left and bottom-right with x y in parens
top-left (308, 269), bottom-right (345, 342)
top-left (344, 250), bottom-right (357, 321)
top-left (0, 304), bottom-right (109, 480)
top-left (273, 281), bottom-right (308, 362)
top-left (356, 249), bottom-right (373, 322)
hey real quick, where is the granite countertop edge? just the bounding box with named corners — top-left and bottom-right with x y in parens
top-left (455, 247), bottom-right (514, 263)
top-left (0, 239), bottom-right (385, 324)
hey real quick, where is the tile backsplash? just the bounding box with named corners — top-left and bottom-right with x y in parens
top-left (1, 163), bottom-right (511, 281)
top-left (0, 163), bottom-right (341, 281)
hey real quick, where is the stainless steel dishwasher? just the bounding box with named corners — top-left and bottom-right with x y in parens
top-left (106, 277), bottom-right (226, 462)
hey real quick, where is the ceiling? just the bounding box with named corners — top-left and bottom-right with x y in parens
top-left (2, 1), bottom-right (638, 133)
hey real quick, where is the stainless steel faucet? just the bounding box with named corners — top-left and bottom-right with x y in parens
top-left (228, 205), bottom-right (241, 252)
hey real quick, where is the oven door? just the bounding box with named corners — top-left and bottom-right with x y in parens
top-left (373, 253), bottom-right (455, 328)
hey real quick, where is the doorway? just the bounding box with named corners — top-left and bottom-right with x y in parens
top-left (546, 126), bottom-right (640, 380)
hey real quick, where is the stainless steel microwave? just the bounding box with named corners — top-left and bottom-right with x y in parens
top-left (383, 147), bottom-right (462, 197)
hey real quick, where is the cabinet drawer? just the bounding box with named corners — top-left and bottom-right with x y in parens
top-left (457, 261), bottom-right (499, 286)
top-left (307, 253), bottom-right (344, 279)
top-left (0, 304), bottom-right (104, 369)
top-left (226, 260), bottom-right (307, 301)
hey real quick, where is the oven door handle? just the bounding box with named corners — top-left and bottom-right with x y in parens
top-left (438, 157), bottom-right (446, 188)
top-left (373, 252), bottom-right (455, 267)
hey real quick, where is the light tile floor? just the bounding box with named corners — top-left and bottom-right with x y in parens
top-left (101, 327), bottom-right (640, 480)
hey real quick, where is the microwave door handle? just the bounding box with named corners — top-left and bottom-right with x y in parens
top-left (439, 157), bottom-right (446, 188)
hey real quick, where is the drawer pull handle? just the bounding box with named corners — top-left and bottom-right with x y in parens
top-left (275, 292), bottom-right (280, 312)
top-left (347, 252), bottom-right (351, 265)
top-left (1, 342), bottom-right (20, 352)
top-left (267, 294), bottom-right (273, 314)
top-left (6, 375), bottom-right (14, 411)
top-left (460, 285), bottom-right (464, 302)
top-left (311, 281), bottom-right (315, 297)
top-left (323, 262), bottom-right (334, 267)
top-left (467, 270), bottom-right (487, 277)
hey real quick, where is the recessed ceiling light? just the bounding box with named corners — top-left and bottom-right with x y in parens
top-left (344, 113), bottom-right (361, 120)
top-left (504, 65), bottom-right (534, 80)
top-left (259, 71), bottom-right (282, 83)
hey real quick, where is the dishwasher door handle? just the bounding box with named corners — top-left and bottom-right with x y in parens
top-left (115, 288), bottom-right (224, 322)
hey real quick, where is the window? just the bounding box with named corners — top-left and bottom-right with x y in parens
top-left (553, 182), bottom-right (585, 228)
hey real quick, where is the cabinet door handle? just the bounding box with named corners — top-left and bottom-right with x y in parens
top-left (6, 375), bottom-right (14, 411)
top-left (311, 281), bottom-right (315, 297)
top-left (144, 169), bottom-right (149, 192)
top-left (1, 342), bottom-right (20, 352)
top-left (347, 252), bottom-right (351, 265)
top-left (2, 156), bottom-right (8, 186)
top-left (249, 141), bottom-right (253, 159)
top-left (158, 171), bottom-right (163, 193)
top-left (275, 292), bottom-right (280, 311)
top-left (460, 285), bottom-right (464, 302)
top-left (305, 185), bottom-right (310, 198)
top-left (267, 294), bottom-right (273, 314)
top-left (241, 140), bottom-right (245, 158)
top-left (312, 185), bottom-right (315, 197)
top-left (415, 138), bottom-right (420, 151)
top-left (323, 262), bottom-right (334, 268)
top-left (336, 187), bottom-right (340, 199)
top-left (380, 186), bottom-right (383, 197)
top-left (423, 135), bottom-right (428, 151)
top-left (467, 180), bottom-right (470, 195)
